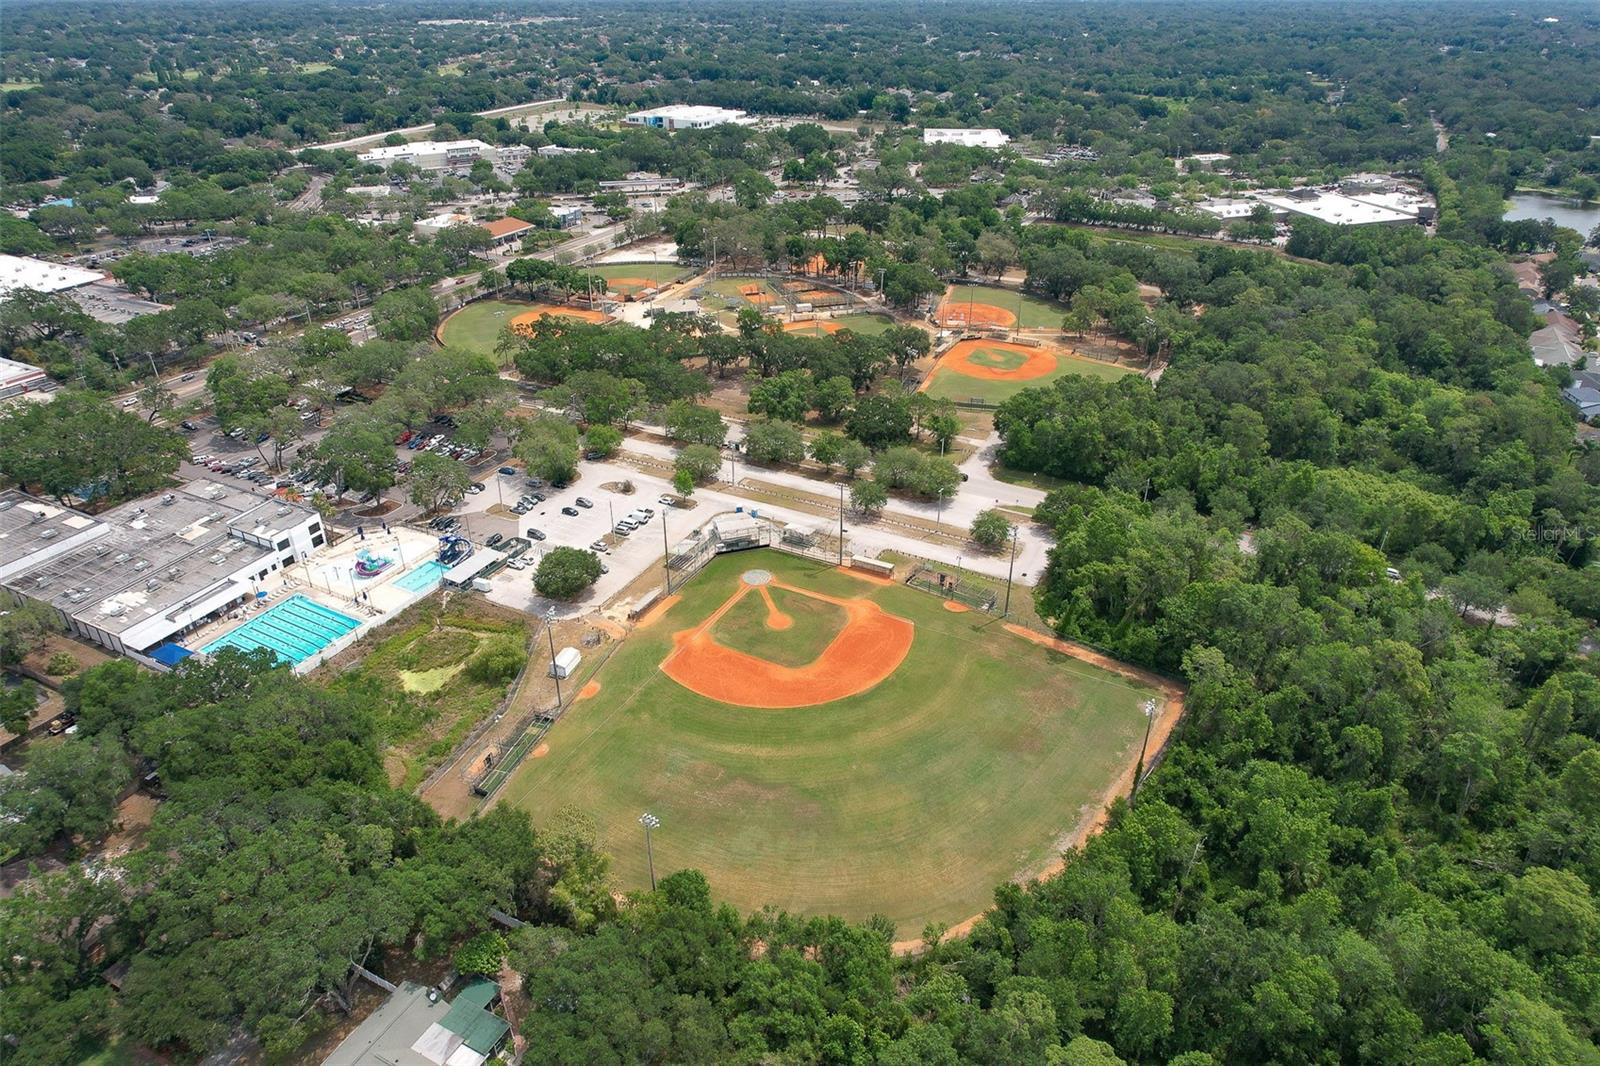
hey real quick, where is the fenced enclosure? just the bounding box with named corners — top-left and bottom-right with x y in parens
top-left (904, 561), bottom-right (998, 612)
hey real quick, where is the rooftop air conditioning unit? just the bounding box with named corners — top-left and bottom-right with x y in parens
top-left (39, 529), bottom-right (57, 539)
top-left (114, 552), bottom-right (131, 563)
top-left (145, 579), bottom-right (160, 591)
top-left (67, 591), bottom-right (84, 603)
top-left (103, 603), bottom-right (125, 617)
top-left (0, 500), bottom-right (13, 511)
top-left (132, 560), bottom-right (150, 572)
top-left (166, 567), bottom-right (181, 579)
top-left (94, 544), bottom-right (110, 556)
top-left (161, 494), bottom-right (176, 505)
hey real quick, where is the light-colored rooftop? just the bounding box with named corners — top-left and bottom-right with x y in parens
top-left (0, 255), bottom-right (105, 297)
top-left (1258, 191), bottom-right (1418, 226)
top-left (923, 128), bottom-right (1011, 149)
top-left (357, 139), bottom-right (494, 162)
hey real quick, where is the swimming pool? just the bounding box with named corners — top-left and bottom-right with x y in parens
top-left (394, 559), bottom-right (449, 593)
top-left (200, 595), bottom-right (362, 666)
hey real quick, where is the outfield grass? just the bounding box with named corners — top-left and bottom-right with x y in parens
top-left (827, 313), bottom-right (897, 337)
top-left (1, 81), bottom-right (42, 91)
top-left (925, 347), bottom-right (1134, 404)
top-left (594, 262), bottom-right (690, 286)
top-left (437, 299), bottom-right (529, 357)
top-left (500, 549), bottom-right (1160, 934)
top-left (943, 283), bottom-right (1066, 329)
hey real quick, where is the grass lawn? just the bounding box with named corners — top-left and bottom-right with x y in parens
top-left (826, 313), bottom-right (897, 337)
top-left (296, 61), bottom-right (334, 74)
top-left (925, 346), bottom-right (1134, 405)
top-left (319, 598), bottom-right (530, 790)
top-left (943, 283), bottom-right (1067, 329)
top-left (702, 276), bottom-right (783, 309)
top-left (594, 262), bottom-right (690, 286)
top-left (1, 81), bottom-right (41, 91)
top-left (437, 63), bottom-right (464, 76)
top-left (438, 299), bottom-right (530, 358)
top-left (500, 549), bottom-right (1160, 935)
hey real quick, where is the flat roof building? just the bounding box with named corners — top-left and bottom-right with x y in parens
top-left (0, 255), bottom-right (105, 298)
top-left (357, 139), bottom-right (497, 172)
top-left (923, 128), bottom-right (1010, 149)
top-left (0, 357), bottom-right (50, 399)
top-left (624, 105), bottom-right (753, 131)
top-left (0, 482), bottom-right (325, 660)
top-left (1257, 190), bottom-right (1420, 227)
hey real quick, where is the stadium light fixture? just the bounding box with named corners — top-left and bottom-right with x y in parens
top-left (639, 811), bottom-right (660, 890)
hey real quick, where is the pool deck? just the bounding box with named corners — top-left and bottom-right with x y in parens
top-left (179, 526), bottom-right (450, 668)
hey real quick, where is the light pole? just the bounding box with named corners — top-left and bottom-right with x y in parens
top-left (1130, 698), bottom-right (1158, 806)
top-left (838, 482), bottom-right (845, 564)
top-left (727, 451), bottom-right (738, 487)
top-left (639, 811), bottom-right (660, 891)
top-left (544, 606), bottom-right (562, 709)
top-left (661, 510), bottom-right (671, 593)
top-left (1002, 524), bottom-right (1019, 615)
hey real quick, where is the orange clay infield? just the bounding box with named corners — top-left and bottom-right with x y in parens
top-left (510, 305), bottom-right (610, 331)
top-left (782, 319), bottom-right (843, 335)
top-left (603, 276), bottom-right (657, 294)
top-left (934, 299), bottom-right (1017, 328)
top-left (660, 571), bottom-right (914, 708)
top-left (936, 339), bottom-right (1059, 381)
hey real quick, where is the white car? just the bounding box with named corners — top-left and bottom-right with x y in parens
top-left (121, 397), bottom-right (138, 408)
top-left (657, 495), bottom-right (677, 507)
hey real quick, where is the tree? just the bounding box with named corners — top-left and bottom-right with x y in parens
top-left (813, 375), bottom-right (856, 422)
top-left (748, 370), bottom-right (813, 422)
top-left (311, 411), bottom-right (399, 501)
top-left (515, 416), bottom-right (580, 485)
top-left (847, 393), bottom-right (913, 448)
top-left (673, 468), bottom-right (696, 497)
top-left (408, 451), bottom-right (473, 513)
top-left (534, 547), bottom-right (601, 598)
top-left (0, 600), bottom-right (59, 668)
top-left (851, 479), bottom-right (888, 515)
top-left (743, 420), bottom-right (806, 465)
top-left (371, 286), bottom-right (440, 342)
top-left (810, 430), bottom-right (847, 469)
top-left (971, 509), bottom-right (1014, 550)
top-left (0, 737), bottom-right (131, 857)
top-left (0, 392), bottom-right (185, 504)
top-left (584, 424), bottom-right (623, 458)
top-left (454, 931), bottom-right (508, 977)
top-left (676, 443), bottom-right (723, 484)
top-left (663, 400), bottom-right (727, 446)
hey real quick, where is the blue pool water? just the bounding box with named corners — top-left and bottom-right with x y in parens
top-left (394, 560), bottom-right (449, 593)
top-left (200, 595), bottom-right (362, 666)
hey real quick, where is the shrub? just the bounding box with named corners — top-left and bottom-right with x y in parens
top-left (971, 509), bottom-right (1014, 550)
top-left (454, 930), bottom-right (509, 976)
top-left (45, 652), bottom-right (78, 676)
top-left (465, 637), bottom-right (526, 685)
top-left (534, 547), bottom-right (603, 599)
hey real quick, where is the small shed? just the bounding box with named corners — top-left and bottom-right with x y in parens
top-left (550, 646), bottom-right (581, 679)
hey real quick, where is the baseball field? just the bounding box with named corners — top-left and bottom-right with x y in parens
top-left (923, 338), bottom-right (1135, 404)
top-left (937, 283), bottom-right (1068, 330)
top-left (593, 262), bottom-right (690, 296)
top-left (500, 549), bottom-right (1171, 936)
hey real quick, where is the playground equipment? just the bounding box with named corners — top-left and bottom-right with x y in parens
top-left (438, 534), bottom-right (473, 567)
top-left (352, 549), bottom-right (395, 579)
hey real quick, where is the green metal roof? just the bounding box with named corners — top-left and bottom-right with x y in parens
top-left (441, 980), bottom-right (510, 1055)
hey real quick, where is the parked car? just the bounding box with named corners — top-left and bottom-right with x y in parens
top-left (590, 539), bottom-right (610, 553)
top-left (613, 523), bottom-right (632, 536)
top-left (575, 497), bottom-right (593, 508)
top-left (599, 562), bottom-right (610, 574)
top-left (527, 528), bottom-right (547, 541)
top-left (498, 466), bottom-right (518, 476)
top-left (466, 483), bottom-right (484, 495)
top-left (658, 495), bottom-right (677, 506)
top-left (525, 478), bottom-right (544, 489)
top-left (561, 506), bottom-right (580, 517)
top-left (486, 533), bottom-right (504, 548)
top-left (179, 421), bottom-right (198, 432)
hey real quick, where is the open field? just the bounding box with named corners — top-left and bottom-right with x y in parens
top-left (783, 313), bottom-right (897, 338)
top-left (319, 597), bottom-right (530, 790)
top-left (500, 549), bottom-right (1163, 934)
top-left (438, 299), bottom-right (609, 356)
top-left (1, 80), bottom-right (42, 91)
top-left (594, 261), bottom-right (690, 295)
top-left (924, 338), bottom-right (1134, 404)
top-left (939, 283), bottom-right (1067, 329)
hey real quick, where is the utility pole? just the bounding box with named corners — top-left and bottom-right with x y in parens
top-left (1130, 699), bottom-right (1158, 806)
top-left (1002, 525), bottom-right (1019, 615)
top-left (639, 812), bottom-right (660, 891)
top-left (544, 606), bottom-right (562, 709)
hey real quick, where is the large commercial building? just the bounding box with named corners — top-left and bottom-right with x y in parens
top-left (923, 128), bottom-right (1010, 149)
top-left (0, 357), bottom-right (49, 400)
top-left (623, 105), bottom-right (753, 131)
top-left (0, 255), bottom-right (105, 298)
top-left (1195, 184), bottom-right (1436, 228)
top-left (357, 139), bottom-right (498, 172)
top-left (0, 481), bottom-right (325, 659)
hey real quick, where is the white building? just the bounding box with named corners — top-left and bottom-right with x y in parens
top-left (623, 105), bottom-right (753, 131)
top-left (537, 145), bottom-right (595, 158)
top-left (357, 139), bottom-right (498, 172)
top-left (0, 255), bottom-right (104, 299)
top-left (1256, 190), bottom-right (1421, 227)
top-left (0, 357), bottom-right (49, 399)
top-left (1195, 198), bottom-right (1261, 221)
top-left (551, 205), bottom-right (584, 229)
top-left (0, 482), bottom-right (326, 659)
top-left (923, 128), bottom-right (1011, 149)
top-left (413, 211), bottom-right (475, 238)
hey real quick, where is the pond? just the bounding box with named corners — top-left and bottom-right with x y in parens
top-left (1503, 191), bottom-right (1600, 236)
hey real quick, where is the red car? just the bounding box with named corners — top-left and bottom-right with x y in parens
top-left (396, 430), bottom-right (414, 445)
